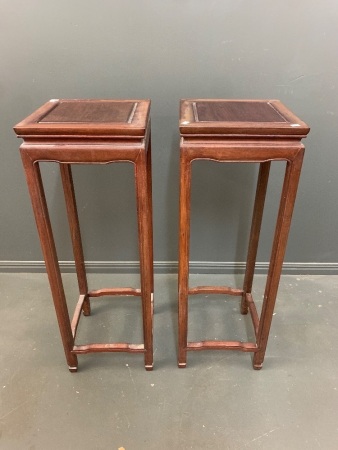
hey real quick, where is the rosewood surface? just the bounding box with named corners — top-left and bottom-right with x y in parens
top-left (14, 99), bottom-right (154, 371)
top-left (178, 99), bottom-right (309, 369)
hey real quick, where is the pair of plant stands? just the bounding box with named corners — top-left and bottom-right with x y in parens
top-left (14, 98), bottom-right (309, 372)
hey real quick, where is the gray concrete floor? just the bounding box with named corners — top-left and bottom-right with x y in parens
top-left (1, 272), bottom-right (338, 449)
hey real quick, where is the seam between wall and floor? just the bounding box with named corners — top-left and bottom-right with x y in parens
top-left (1, 261), bottom-right (338, 275)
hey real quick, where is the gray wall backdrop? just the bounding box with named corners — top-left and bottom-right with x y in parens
top-left (1, 0), bottom-right (338, 273)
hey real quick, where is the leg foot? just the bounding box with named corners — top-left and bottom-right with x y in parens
top-left (68, 366), bottom-right (78, 373)
top-left (253, 363), bottom-right (263, 370)
top-left (145, 364), bottom-right (153, 371)
top-left (178, 362), bottom-right (187, 369)
top-left (82, 298), bottom-right (91, 316)
top-left (240, 305), bottom-right (249, 315)
top-left (240, 293), bottom-right (248, 315)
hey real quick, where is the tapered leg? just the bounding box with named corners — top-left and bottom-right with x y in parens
top-left (253, 150), bottom-right (304, 369)
top-left (178, 155), bottom-right (192, 368)
top-left (60, 164), bottom-right (90, 316)
top-left (146, 134), bottom-right (154, 312)
top-left (21, 151), bottom-right (78, 371)
top-left (241, 162), bottom-right (271, 314)
top-left (135, 150), bottom-right (153, 370)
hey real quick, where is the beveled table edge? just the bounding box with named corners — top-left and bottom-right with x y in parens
top-left (179, 99), bottom-right (310, 137)
top-left (14, 99), bottom-right (151, 137)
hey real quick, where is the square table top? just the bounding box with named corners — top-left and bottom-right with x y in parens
top-left (14, 99), bottom-right (150, 137)
top-left (180, 99), bottom-right (309, 137)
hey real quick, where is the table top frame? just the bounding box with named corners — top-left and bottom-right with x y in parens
top-left (14, 99), bottom-right (151, 138)
top-left (180, 99), bottom-right (309, 138)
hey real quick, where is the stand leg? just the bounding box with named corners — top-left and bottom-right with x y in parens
top-left (241, 162), bottom-right (271, 314)
top-left (135, 151), bottom-right (154, 370)
top-left (146, 133), bottom-right (154, 306)
top-left (253, 150), bottom-right (304, 369)
top-left (178, 155), bottom-right (192, 368)
top-left (60, 164), bottom-right (90, 316)
top-left (21, 151), bottom-right (78, 372)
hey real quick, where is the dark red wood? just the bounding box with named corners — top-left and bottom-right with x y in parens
top-left (187, 341), bottom-right (257, 352)
top-left (253, 151), bottom-right (304, 369)
top-left (71, 295), bottom-right (87, 338)
top-left (15, 99), bottom-right (154, 372)
top-left (88, 288), bottom-right (142, 297)
top-left (188, 286), bottom-right (243, 296)
top-left (180, 99), bottom-right (310, 137)
top-left (72, 343), bottom-right (145, 354)
top-left (178, 156), bottom-right (191, 368)
top-left (246, 293), bottom-right (259, 337)
top-left (20, 152), bottom-right (78, 371)
top-left (241, 161), bottom-right (271, 315)
top-left (60, 164), bottom-right (91, 316)
top-left (14, 99), bottom-right (150, 137)
top-left (178, 99), bottom-right (309, 369)
top-left (135, 144), bottom-right (154, 370)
